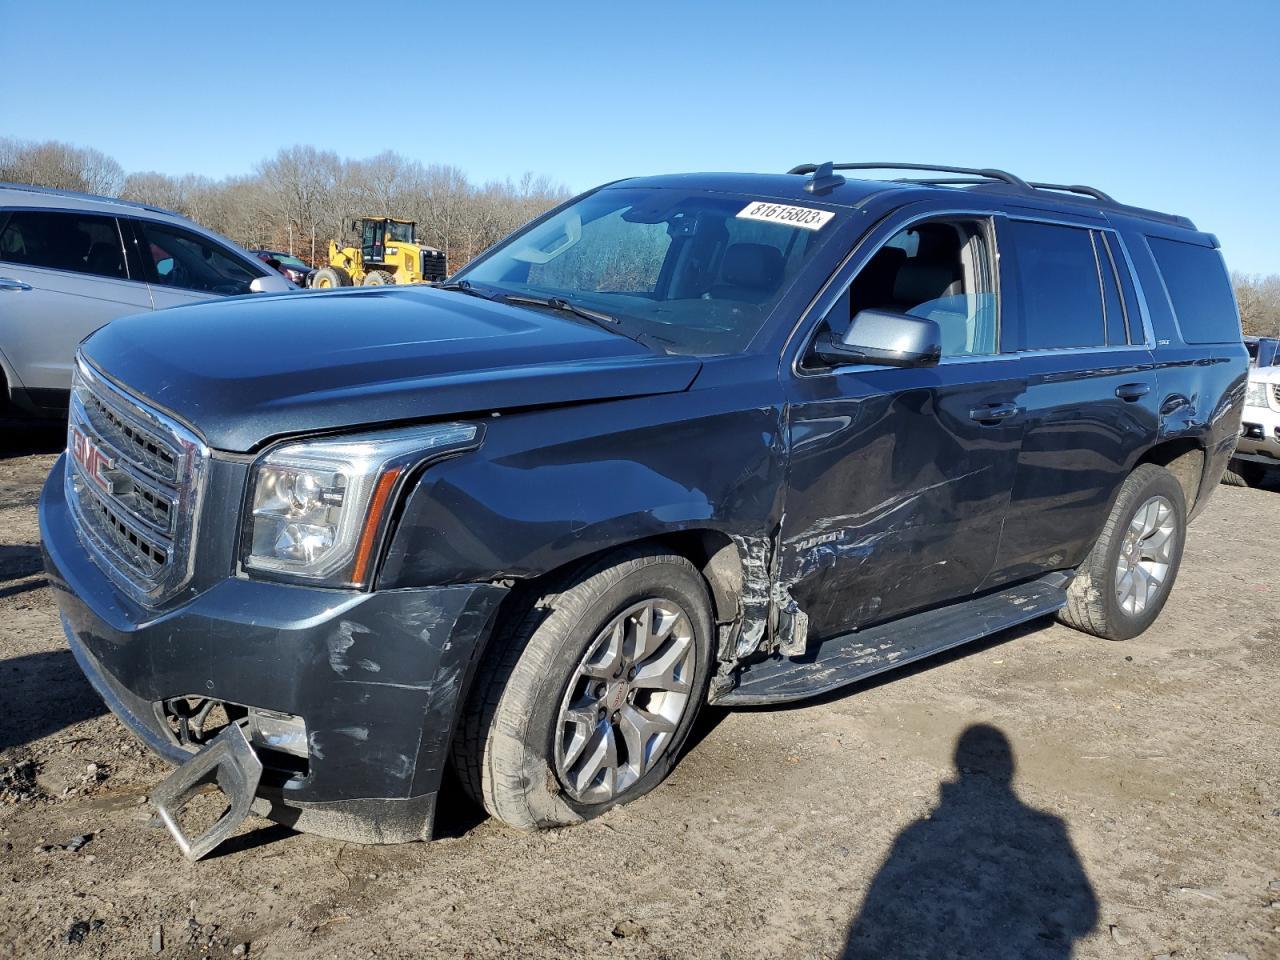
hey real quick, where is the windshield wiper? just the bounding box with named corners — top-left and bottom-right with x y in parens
top-left (430, 279), bottom-right (502, 301)
top-left (500, 294), bottom-right (639, 339)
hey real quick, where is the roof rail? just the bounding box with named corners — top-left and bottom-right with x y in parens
top-left (787, 162), bottom-right (1032, 191)
top-left (0, 181), bottom-right (188, 221)
top-left (785, 163), bottom-right (1193, 229)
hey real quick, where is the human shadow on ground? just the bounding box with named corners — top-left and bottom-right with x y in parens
top-left (842, 724), bottom-right (1098, 960)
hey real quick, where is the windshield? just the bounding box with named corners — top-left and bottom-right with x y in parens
top-left (387, 221), bottom-right (414, 243)
top-left (272, 253), bottom-right (309, 269)
top-left (455, 187), bottom-right (840, 354)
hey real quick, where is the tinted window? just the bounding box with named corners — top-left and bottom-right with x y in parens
top-left (1147, 236), bottom-right (1239, 344)
top-left (822, 218), bottom-right (998, 359)
top-left (1096, 233), bottom-right (1129, 345)
top-left (1007, 221), bottom-right (1104, 350)
top-left (134, 220), bottom-right (262, 295)
top-left (0, 210), bottom-right (127, 279)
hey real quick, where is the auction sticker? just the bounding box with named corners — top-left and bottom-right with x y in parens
top-left (736, 201), bottom-right (834, 231)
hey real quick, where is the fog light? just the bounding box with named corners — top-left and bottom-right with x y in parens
top-left (246, 708), bottom-right (308, 758)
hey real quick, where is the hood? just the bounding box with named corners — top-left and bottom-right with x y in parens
top-left (82, 286), bottom-right (702, 452)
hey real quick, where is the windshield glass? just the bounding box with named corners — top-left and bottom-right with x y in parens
top-left (274, 254), bottom-right (309, 269)
top-left (455, 187), bottom-right (840, 354)
top-left (387, 221), bottom-right (414, 243)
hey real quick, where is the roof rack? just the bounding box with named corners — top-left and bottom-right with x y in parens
top-left (0, 181), bottom-right (188, 221)
top-left (785, 162), bottom-right (1193, 229)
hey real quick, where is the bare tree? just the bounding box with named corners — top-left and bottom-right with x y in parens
top-left (1232, 271), bottom-right (1280, 338)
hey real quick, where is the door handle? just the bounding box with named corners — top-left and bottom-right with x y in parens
top-left (969, 402), bottom-right (1021, 423)
top-left (1115, 382), bottom-right (1151, 402)
top-left (0, 277), bottom-right (33, 292)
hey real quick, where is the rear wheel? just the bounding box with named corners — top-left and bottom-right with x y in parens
top-left (311, 266), bottom-right (350, 289)
top-left (1222, 458), bottom-right (1268, 487)
top-left (1058, 463), bottom-right (1186, 641)
top-left (363, 269), bottom-right (395, 286)
top-left (452, 548), bottom-right (714, 830)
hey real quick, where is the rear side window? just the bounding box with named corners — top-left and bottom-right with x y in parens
top-left (0, 210), bottom-right (127, 279)
top-left (1147, 237), bottom-right (1240, 344)
top-left (133, 219), bottom-right (263, 295)
top-left (1005, 220), bottom-right (1105, 350)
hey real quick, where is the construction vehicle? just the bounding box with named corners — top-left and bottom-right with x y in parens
top-left (311, 218), bottom-right (448, 288)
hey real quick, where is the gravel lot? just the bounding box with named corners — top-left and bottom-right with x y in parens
top-left (1, 415), bottom-right (1278, 959)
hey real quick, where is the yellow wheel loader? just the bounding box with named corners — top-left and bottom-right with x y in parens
top-left (311, 218), bottom-right (448, 288)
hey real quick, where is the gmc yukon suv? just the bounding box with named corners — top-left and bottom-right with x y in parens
top-left (39, 162), bottom-right (1246, 859)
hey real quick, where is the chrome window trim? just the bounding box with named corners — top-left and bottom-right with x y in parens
top-left (65, 354), bottom-right (209, 607)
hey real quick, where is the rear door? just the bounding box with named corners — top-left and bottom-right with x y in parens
top-left (779, 206), bottom-right (1026, 638)
top-left (0, 208), bottom-right (151, 398)
top-left (125, 217), bottom-right (268, 309)
top-left (984, 215), bottom-right (1159, 586)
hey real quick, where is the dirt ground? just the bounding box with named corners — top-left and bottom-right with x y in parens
top-left (1, 414), bottom-right (1277, 960)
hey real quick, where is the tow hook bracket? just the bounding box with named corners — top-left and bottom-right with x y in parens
top-left (149, 723), bottom-right (263, 862)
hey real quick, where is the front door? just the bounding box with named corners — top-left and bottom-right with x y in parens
top-left (362, 219), bottom-right (386, 264)
top-left (779, 211), bottom-right (1025, 640)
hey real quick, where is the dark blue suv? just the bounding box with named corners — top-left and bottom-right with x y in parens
top-left (39, 162), bottom-right (1246, 858)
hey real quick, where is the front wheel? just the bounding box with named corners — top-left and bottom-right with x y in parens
top-left (1058, 463), bottom-right (1187, 641)
top-left (311, 266), bottom-right (350, 288)
top-left (452, 548), bottom-right (714, 830)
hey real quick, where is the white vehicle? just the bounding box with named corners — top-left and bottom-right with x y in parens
top-left (1225, 336), bottom-right (1280, 486)
top-left (0, 183), bottom-right (293, 416)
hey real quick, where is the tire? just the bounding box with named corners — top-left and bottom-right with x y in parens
top-left (362, 269), bottom-right (396, 286)
top-left (1058, 463), bottom-right (1187, 641)
top-left (312, 266), bottom-right (350, 289)
top-left (1222, 458), bottom-right (1267, 488)
top-left (452, 548), bottom-right (714, 831)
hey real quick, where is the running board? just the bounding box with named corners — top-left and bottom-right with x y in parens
top-left (719, 574), bottom-right (1070, 706)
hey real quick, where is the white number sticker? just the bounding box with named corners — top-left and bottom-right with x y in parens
top-left (736, 201), bottom-right (834, 231)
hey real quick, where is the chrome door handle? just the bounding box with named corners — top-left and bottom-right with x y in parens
top-left (0, 277), bottom-right (33, 292)
top-left (969, 402), bottom-right (1021, 423)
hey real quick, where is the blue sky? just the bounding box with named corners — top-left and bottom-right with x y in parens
top-left (2, 0), bottom-right (1278, 272)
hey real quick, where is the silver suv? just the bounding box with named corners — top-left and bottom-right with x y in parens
top-left (0, 183), bottom-right (292, 416)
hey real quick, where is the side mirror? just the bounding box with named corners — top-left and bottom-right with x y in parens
top-left (351, 219), bottom-right (362, 232)
top-left (814, 308), bottom-right (942, 368)
top-left (250, 274), bottom-right (293, 294)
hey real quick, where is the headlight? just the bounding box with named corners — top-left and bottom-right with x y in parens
top-left (243, 423), bottom-right (480, 586)
top-left (1246, 380), bottom-right (1269, 409)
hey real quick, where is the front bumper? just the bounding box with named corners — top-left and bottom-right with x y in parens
top-left (1234, 404), bottom-right (1280, 465)
top-left (40, 454), bottom-right (507, 843)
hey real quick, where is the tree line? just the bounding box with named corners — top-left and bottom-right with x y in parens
top-left (3, 136), bottom-right (1280, 332)
top-left (0, 138), bottom-right (572, 269)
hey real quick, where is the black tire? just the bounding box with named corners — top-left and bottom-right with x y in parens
top-left (312, 266), bottom-right (350, 289)
top-left (1058, 463), bottom-right (1187, 641)
top-left (1222, 458), bottom-right (1267, 488)
top-left (362, 269), bottom-right (395, 286)
top-left (452, 548), bottom-right (714, 830)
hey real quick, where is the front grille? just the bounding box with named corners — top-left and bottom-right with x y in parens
top-left (421, 248), bottom-right (447, 283)
top-left (65, 359), bottom-right (207, 606)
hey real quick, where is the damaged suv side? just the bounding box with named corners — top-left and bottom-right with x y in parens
top-left (40, 162), bottom-right (1246, 858)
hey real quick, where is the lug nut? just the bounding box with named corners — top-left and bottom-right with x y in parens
top-left (597, 706), bottom-right (606, 721)
top-left (611, 710), bottom-right (621, 723)
top-left (626, 665), bottom-right (637, 681)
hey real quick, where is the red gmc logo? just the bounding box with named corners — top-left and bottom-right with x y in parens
top-left (70, 425), bottom-right (115, 493)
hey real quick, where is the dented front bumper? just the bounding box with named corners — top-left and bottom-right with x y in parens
top-left (40, 455), bottom-right (507, 844)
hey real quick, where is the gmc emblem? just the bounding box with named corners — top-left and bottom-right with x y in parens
top-left (70, 425), bottom-right (115, 493)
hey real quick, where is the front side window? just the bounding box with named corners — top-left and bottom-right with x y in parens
top-left (0, 210), bottom-right (127, 279)
top-left (135, 220), bottom-right (262, 295)
top-left (455, 187), bottom-right (840, 355)
top-left (816, 217), bottom-right (999, 359)
top-left (1005, 221), bottom-right (1106, 351)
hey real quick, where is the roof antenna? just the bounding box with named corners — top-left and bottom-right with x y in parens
top-left (804, 161), bottom-right (846, 196)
